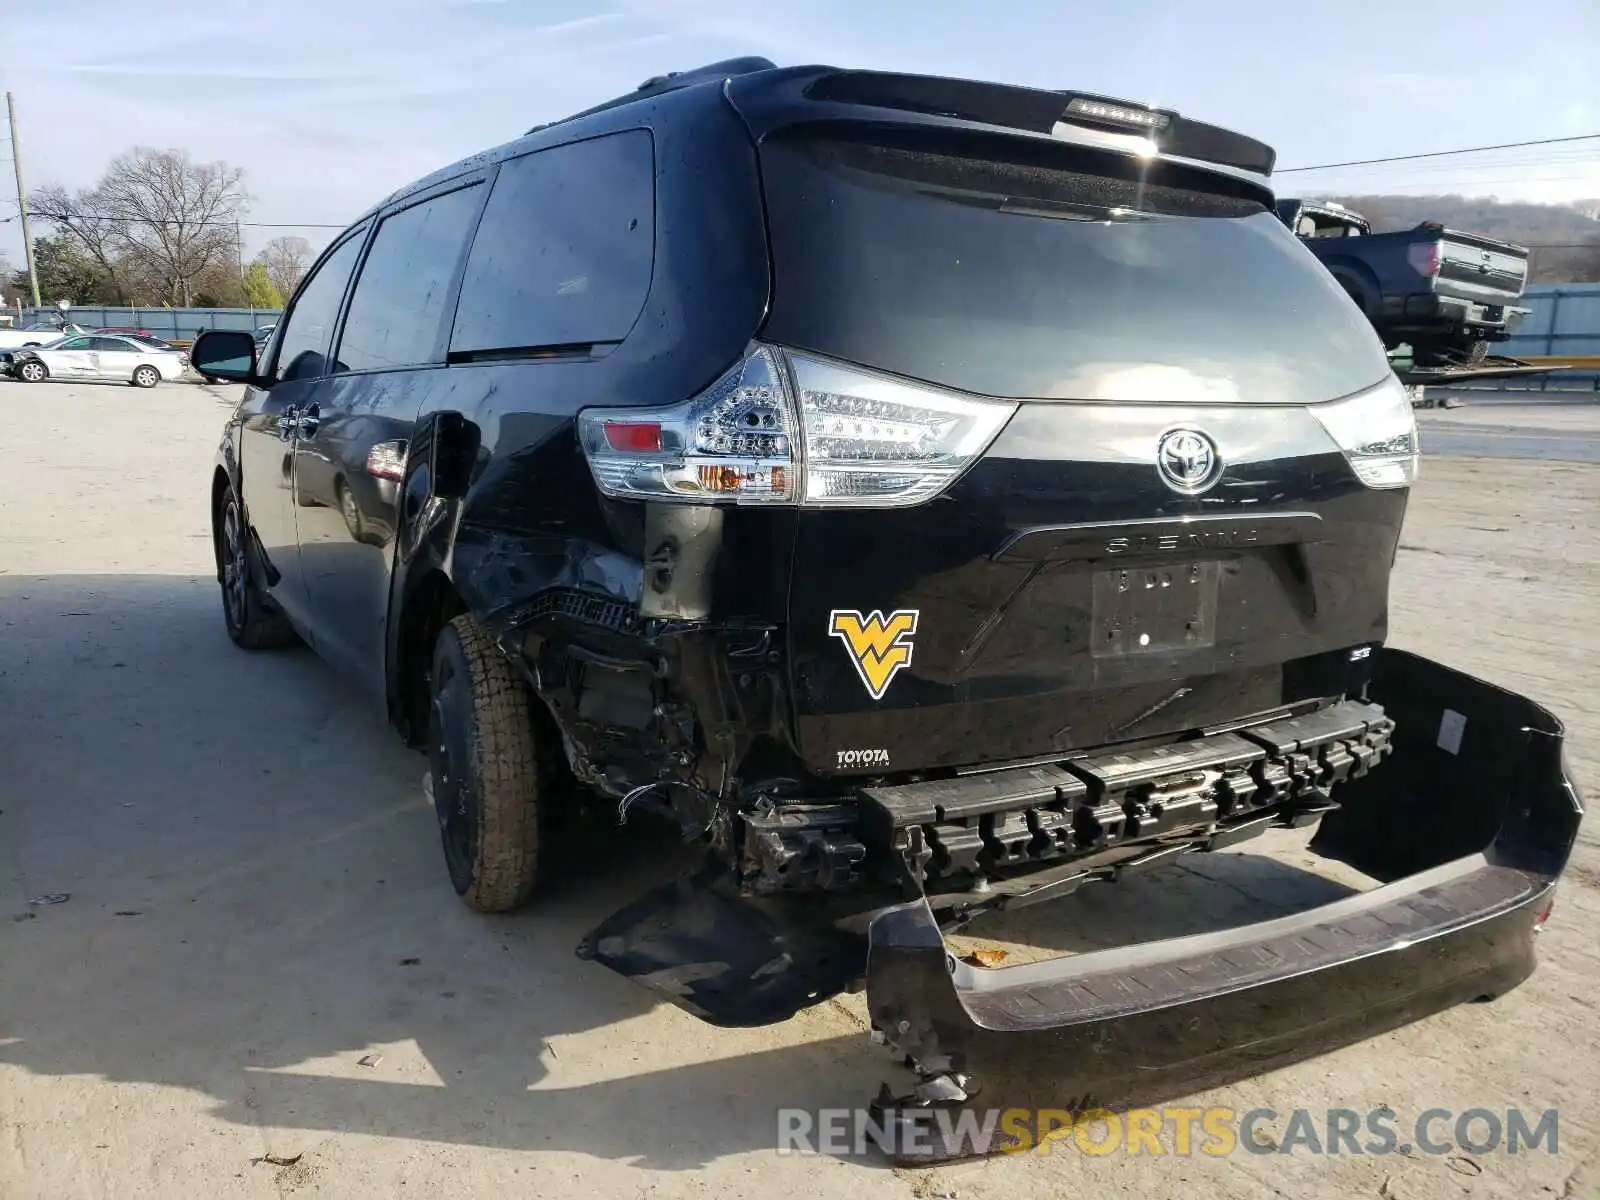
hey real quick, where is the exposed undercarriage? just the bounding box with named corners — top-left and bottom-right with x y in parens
top-left (746, 695), bottom-right (1395, 912)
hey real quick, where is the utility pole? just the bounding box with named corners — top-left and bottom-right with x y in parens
top-left (7, 91), bottom-right (41, 309)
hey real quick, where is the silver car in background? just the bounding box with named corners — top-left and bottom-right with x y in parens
top-left (3, 334), bottom-right (188, 388)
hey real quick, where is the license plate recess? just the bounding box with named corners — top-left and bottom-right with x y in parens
top-left (1091, 560), bottom-right (1220, 658)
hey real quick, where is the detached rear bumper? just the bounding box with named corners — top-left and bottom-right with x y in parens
top-left (865, 649), bottom-right (1582, 1158)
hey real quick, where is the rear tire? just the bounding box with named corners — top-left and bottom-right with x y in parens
top-left (132, 364), bottom-right (160, 388)
top-left (429, 614), bottom-right (547, 912)
top-left (215, 484), bottom-right (297, 650)
top-left (17, 360), bottom-right (47, 383)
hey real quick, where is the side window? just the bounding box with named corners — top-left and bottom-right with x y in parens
top-left (335, 184), bottom-right (483, 374)
top-left (57, 337), bottom-right (91, 350)
top-left (89, 337), bottom-right (126, 351)
top-left (273, 228), bottom-right (368, 384)
top-left (450, 130), bottom-right (655, 356)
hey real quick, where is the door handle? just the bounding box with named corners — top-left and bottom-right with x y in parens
top-left (276, 406), bottom-right (299, 441)
top-left (296, 404), bottom-right (321, 439)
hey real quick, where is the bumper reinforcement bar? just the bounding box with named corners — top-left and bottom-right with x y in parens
top-left (860, 698), bottom-right (1396, 886)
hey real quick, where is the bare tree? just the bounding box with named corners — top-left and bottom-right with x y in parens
top-left (32, 147), bottom-right (249, 306)
top-left (101, 148), bottom-right (248, 305)
top-left (29, 181), bottom-right (135, 302)
top-left (256, 235), bottom-right (313, 299)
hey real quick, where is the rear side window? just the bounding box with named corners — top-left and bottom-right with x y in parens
top-left (450, 130), bottom-right (655, 356)
top-left (759, 135), bottom-right (1390, 405)
top-left (336, 184), bottom-right (483, 374)
top-left (275, 228), bottom-right (368, 383)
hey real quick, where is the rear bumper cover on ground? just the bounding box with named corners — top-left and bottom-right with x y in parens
top-left (863, 649), bottom-right (1582, 1158)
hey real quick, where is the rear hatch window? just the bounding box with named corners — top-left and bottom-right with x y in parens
top-left (757, 132), bottom-right (1390, 405)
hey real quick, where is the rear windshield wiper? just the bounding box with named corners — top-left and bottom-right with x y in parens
top-left (922, 185), bottom-right (1161, 222)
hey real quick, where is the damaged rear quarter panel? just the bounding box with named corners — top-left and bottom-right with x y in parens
top-left (385, 85), bottom-right (785, 795)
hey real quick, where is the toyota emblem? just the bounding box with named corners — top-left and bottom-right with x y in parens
top-left (1156, 428), bottom-right (1221, 495)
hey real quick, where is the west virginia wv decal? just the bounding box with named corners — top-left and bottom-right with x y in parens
top-left (828, 609), bottom-right (919, 701)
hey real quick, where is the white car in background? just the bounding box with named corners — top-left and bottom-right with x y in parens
top-left (3, 333), bottom-right (188, 388)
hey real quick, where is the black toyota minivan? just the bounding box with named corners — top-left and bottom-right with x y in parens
top-left (193, 57), bottom-right (1431, 1022)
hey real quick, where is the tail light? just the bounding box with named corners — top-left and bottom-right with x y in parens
top-left (1309, 375), bottom-right (1420, 489)
top-left (577, 344), bottom-right (1016, 508)
top-left (1406, 241), bottom-right (1441, 277)
top-left (366, 440), bottom-right (407, 482)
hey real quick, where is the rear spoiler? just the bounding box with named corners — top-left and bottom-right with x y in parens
top-left (792, 72), bottom-right (1276, 176)
top-left (528, 60), bottom-right (1278, 182)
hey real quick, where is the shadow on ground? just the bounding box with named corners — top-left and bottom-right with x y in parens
top-left (0, 574), bottom-right (1368, 1168)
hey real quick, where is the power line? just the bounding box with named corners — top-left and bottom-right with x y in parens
top-left (1278, 133), bottom-right (1600, 174)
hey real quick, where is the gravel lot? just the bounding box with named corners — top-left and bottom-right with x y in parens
top-left (2, 380), bottom-right (1596, 1199)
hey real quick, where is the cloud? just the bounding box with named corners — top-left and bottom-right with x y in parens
top-left (618, 0), bottom-right (843, 61)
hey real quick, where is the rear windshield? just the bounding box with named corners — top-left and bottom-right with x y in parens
top-left (758, 135), bottom-right (1390, 405)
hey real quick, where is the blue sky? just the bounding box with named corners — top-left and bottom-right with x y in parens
top-left (2, 0), bottom-right (1596, 268)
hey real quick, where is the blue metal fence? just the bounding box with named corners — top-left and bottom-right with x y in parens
top-left (16, 306), bottom-right (282, 344)
top-left (1471, 284), bottom-right (1600, 392)
top-left (1501, 284), bottom-right (1600, 361)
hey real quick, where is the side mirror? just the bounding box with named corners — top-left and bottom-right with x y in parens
top-left (191, 330), bottom-right (260, 384)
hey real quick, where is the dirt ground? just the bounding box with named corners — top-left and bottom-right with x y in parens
top-left (1, 381), bottom-right (1596, 1199)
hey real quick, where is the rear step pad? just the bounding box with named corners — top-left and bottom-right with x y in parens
top-left (861, 700), bottom-right (1394, 882)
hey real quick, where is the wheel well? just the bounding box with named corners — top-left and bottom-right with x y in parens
top-left (395, 570), bottom-right (467, 746)
top-left (1330, 270), bottom-right (1374, 315)
top-left (1318, 257), bottom-right (1378, 314)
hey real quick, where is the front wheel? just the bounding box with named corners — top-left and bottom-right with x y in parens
top-left (429, 614), bottom-right (550, 912)
top-left (215, 484), bottom-right (297, 649)
top-left (17, 360), bottom-right (47, 383)
top-left (132, 364), bottom-right (160, 388)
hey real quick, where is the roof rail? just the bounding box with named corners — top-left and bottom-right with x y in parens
top-left (526, 56), bottom-right (778, 134)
